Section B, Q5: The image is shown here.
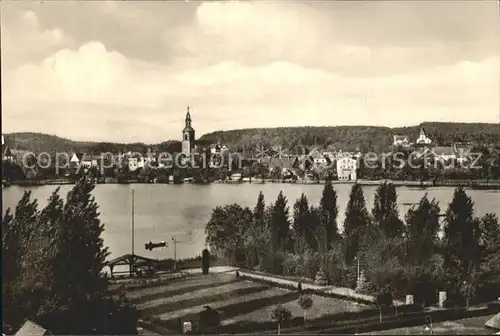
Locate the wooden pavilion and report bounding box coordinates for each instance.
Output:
[105,254,161,278]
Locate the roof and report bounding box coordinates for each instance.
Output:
[105,254,159,267]
[2,144,13,157]
[14,320,49,336]
[486,313,500,330]
[266,157,297,169]
[420,128,429,137]
[393,135,408,141]
[81,154,103,161]
[433,146,455,156]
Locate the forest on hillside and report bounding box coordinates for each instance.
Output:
[200,122,500,153]
[5,122,500,155]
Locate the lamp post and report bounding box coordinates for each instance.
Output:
[463,280,470,308]
[354,255,360,287]
[172,236,177,271]
[130,188,135,277]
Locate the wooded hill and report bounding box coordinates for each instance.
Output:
[199,122,500,153]
[4,122,500,154]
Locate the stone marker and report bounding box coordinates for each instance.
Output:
[439,291,447,308]
[406,294,414,305]
[183,321,192,334]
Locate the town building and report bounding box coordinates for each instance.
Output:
[393,135,410,147]
[432,146,457,163]
[309,148,330,167]
[416,128,432,145]
[2,134,14,162]
[336,157,357,181]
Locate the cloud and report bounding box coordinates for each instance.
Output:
[2,10,74,69]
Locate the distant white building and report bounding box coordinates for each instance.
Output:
[128,157,139,171]
[416,128,432,145]
[337,157,357,181]
[309,149,329,167]
[393,135,410,147]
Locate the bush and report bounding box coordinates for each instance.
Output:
[376,292,393,307]
[357,275,377,295]
[302,251,322,280]
[198,306,221,329]
[282,253,301,277]
[314,268,328,286]
[259,252,285,275]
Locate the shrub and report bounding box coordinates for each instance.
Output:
[198,306,221,330]
[302,251,322,279]
[357,273,377,295]
[376,292,394,307]
[282,253,301,277]
[315,268,328,286]
[259,252,285,275]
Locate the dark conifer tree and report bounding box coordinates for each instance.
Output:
[319,180,340,249]
[372,182,404,238]
[293,193,310,250]
[405,194,441,265]
[478,213,500,283]
[270,191,290,253]
[442,187,481,292]
[343,184,371,264]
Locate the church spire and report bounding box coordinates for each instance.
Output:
[185,106,191,126]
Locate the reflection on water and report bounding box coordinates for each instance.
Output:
[3,183,500,260]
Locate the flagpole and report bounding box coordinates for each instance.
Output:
[131,188,135,277]
[132,188,135,257]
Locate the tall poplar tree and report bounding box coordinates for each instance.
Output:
[478,213,500,284]
[293,193,316,251]
[319,180,340,250]
[270,191,290,253]
[343,184,371,264]
[442,187,481,291]
[405,195,441,265]
[2,191,40,332]
[372,182,404,238]
[53,177,110,306]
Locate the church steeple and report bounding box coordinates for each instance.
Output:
[185,106,192,127]
[182,105,195,156]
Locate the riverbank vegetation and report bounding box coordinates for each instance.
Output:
[205,181,500,307]
[2,177,138,334]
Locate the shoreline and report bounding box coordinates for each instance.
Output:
[4,178,500,189]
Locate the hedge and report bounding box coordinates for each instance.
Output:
[239,274,376,305]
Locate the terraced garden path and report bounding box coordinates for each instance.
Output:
[126,271,364,330]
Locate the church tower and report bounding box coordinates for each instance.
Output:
[182,106,196,156]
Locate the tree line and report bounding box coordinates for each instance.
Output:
[2,177,137,334]
[205,182,500,306]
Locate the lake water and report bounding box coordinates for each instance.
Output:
[3,184,500,261]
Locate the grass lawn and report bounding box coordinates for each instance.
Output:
[125,273,362,328]
[362,315,497,335]
[224,294,364,325]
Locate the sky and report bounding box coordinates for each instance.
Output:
[2,1,500,143]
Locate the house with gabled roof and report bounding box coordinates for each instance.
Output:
[393,135,410,147]
[2,134,14,161]
[432,146,457,163]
